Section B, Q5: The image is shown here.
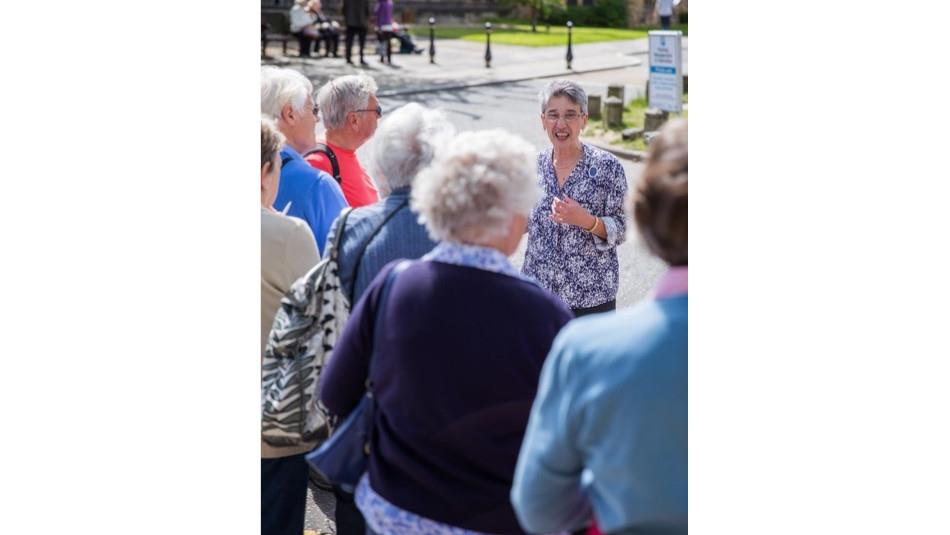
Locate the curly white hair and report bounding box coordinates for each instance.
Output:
[411,129,539,243]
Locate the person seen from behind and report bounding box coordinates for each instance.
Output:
[375,0,394,64]
[511,119,688,535]
[319,129,573,535]
[321,101,453,535]
[260,117,321,535]
[261,66,348,256]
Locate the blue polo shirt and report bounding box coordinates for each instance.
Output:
[274,145,348,256]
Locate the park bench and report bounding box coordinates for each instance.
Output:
[262,11,297,57]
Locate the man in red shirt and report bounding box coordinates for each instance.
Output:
[309,74,381,207]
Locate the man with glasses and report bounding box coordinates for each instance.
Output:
[261,66,348,257]
[308,74,382,210]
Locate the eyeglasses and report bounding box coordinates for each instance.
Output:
[352,105,383,118]
[544,111,585,124]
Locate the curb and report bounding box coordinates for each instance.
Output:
[585,139,647,162]
[376,59,643,97]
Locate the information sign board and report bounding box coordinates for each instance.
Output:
[648,30,684,113]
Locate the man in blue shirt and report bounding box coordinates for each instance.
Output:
[262,66,348,255]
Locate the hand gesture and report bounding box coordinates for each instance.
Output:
[549,196,592,228]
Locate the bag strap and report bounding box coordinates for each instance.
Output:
[366,260,412,390]
[302,143,342,185]
[347,198,410,304]
[326,207,354,262]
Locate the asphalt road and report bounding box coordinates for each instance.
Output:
[304,73,668,533]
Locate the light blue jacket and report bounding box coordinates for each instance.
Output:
[511,295,688,535]
[325,187,437,305]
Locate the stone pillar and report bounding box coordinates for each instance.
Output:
[607,84,625,104]
[644,108,669,132]
[604,96,624,128]
[588,94,602,120]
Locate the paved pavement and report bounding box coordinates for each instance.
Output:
[264,35,686,100]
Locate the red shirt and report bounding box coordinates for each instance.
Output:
[305,141,379,208]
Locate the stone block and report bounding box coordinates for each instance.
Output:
[644,108,669,133]
[587,94,602,120]
[622,127,644,141]
[604,96,624,128]
[607,84,625,103]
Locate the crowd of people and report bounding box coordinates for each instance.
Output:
[286,0,422,65]
[261,66,688,535]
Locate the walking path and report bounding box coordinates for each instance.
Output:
[263,36,686,97]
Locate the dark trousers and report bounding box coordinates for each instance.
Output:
[571,299,616,318]
[333,484,367,535]
[660,15,672,29]
[293,32,313,57]
[345,25,367,62]
[319,31,340,56]
[261,454,309,535]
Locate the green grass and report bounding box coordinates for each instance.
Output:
[588,94,687,151]
[413,24,662,47]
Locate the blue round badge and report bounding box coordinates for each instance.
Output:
[588,166,598,178]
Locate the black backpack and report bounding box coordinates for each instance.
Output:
[281,143,342,184]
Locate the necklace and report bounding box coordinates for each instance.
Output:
[553,148,581,170]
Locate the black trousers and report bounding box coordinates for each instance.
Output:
[332,484,366,535]
[571,299,616,318]
[293,32,313,57]
[318,31,340,56]
[261,454,308,535]
[345,25,367,62]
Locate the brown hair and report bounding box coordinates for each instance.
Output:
[632,119,687,266]
[261,116,285,171]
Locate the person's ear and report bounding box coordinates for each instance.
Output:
[261,161,272,189]
[281,103,295,123]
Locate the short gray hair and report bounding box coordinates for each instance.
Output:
[261,66,313,118]
[538,79,588,115]
[411,129,540,243]
[316,74,379,130]
[370,103,455,193]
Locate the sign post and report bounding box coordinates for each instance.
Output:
[648,30,683,113]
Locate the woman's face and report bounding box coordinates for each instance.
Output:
[541,95,588,149]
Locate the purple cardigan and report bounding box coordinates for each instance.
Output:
[375,0,393,27]
[320,260,572,533]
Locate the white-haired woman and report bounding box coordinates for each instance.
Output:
[320,102,453,535]
[319,130,572,535]
[523,79,628,317]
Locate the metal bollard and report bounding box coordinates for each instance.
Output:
[484,22,492,68]
[566,21,574,70]
[428,17,436,64]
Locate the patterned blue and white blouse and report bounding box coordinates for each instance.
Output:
[522,143,628,309]
[356,474,494,535]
